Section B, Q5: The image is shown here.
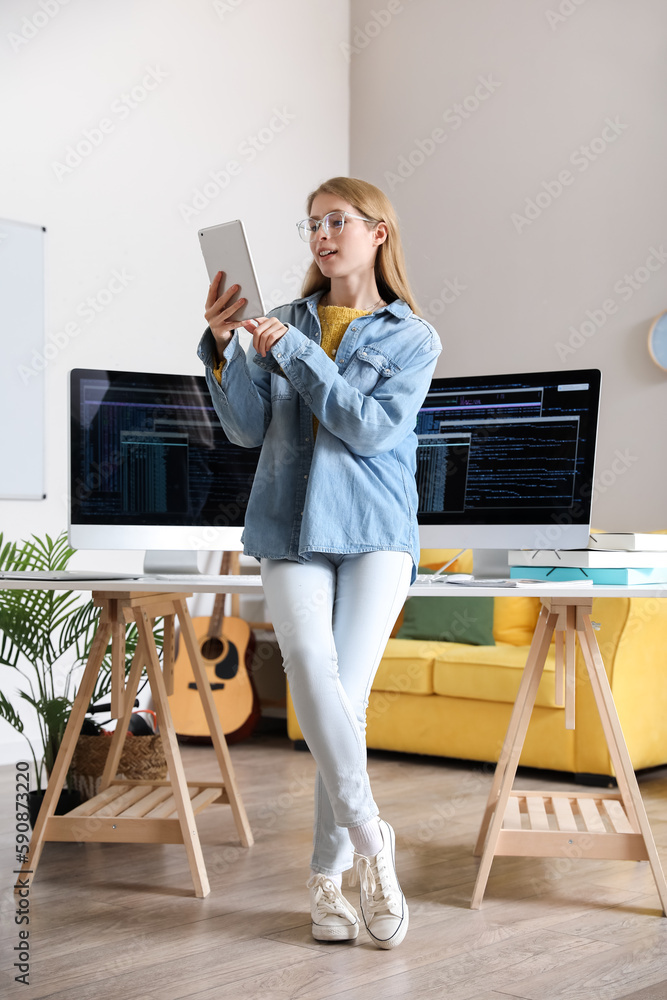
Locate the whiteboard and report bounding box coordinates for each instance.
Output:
[0,219,45,500]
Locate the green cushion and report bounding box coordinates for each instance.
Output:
[396,568,496,645]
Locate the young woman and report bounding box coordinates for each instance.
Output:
[198,177,441,949]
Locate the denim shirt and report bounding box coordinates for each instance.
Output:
[196,290,442,583]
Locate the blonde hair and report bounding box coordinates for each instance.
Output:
[300,176,420,315]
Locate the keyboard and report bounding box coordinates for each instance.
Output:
[0,570,141,581]
[415,573,458,583]
[415,573,520,587]
[148,573,262,585]
[414,574,593,588]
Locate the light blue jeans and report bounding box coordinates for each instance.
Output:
[260,550,413,875]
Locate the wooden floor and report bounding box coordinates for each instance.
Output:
[2,726,667,1000]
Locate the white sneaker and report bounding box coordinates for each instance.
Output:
[307,874,360,942]
[350,818,409,949]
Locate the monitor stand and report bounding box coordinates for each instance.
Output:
[143,550,202,575]
[471,548,512,581]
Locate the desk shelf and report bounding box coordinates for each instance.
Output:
[497,790,649,861]
[43,779,229,844]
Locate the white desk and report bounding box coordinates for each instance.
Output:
[2,573,666,599]
[6,575,666,911]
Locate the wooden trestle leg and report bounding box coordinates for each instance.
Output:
[471,597,667,914]
[15,591,253,898]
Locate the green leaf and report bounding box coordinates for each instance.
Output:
[20,692,72,778]
[0,588,56,665]
[0,530,165,789]
[59,601,101,662]
[0,690,24,733]
[0,536,18,570]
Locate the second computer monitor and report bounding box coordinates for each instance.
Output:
[69,368,262,572]
[416,368,601,560]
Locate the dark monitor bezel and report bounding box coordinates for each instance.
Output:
[69,366,261,532]
[416,367,602,533]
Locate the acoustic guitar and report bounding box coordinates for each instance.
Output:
[168,552,260,744]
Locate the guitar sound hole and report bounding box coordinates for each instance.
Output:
[215,645,239,680]
[201,637,224,660]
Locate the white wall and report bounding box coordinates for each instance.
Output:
[0,0,349,764]
[350,0,667,529]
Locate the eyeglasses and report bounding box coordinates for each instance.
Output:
[296,210,377,243]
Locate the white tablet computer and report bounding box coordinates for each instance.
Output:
[198,219,265,322]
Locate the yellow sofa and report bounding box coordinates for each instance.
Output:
[286,549,667,778]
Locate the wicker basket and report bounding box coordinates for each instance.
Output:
[70,732,168,801]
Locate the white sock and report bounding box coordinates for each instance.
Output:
[348,818,383,858]
[311,869,342,888]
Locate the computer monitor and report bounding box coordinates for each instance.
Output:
[416,368,601,577]
[69,368,262,573]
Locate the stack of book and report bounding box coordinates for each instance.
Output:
[508,533,667,585]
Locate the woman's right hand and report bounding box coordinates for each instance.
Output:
[204,271,248,363]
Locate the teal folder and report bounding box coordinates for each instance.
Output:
[509,565,667,585]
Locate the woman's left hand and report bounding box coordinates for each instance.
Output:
[242,316,288,357]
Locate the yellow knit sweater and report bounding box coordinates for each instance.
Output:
[213,303,371,438]
[312,303,371,436]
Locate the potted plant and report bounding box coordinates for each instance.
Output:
[0,531,163,823]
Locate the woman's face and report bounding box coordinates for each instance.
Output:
[308,193,386,282]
